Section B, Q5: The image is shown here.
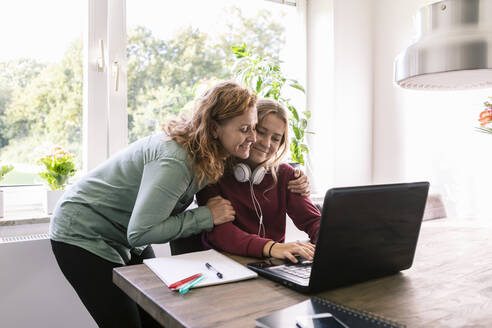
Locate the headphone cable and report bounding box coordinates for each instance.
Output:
[249,180,265,237]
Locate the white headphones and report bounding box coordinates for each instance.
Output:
[233,163,267,237]
[233,163,267,185]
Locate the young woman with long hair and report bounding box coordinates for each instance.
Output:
[197,99,320,263]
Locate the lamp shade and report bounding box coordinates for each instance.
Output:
[394,0,492,90]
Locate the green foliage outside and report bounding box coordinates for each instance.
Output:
[38,147,77,191]
[0,162,14,181]
[125,7,285,142]
[0,40,83,166]
[231,44,312,166]
[0,6,288,184]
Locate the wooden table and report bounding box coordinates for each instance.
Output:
[113,220,492,327]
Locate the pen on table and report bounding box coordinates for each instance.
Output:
[168,273,203,290]
[205,262,223,279]
[179,275,206,294]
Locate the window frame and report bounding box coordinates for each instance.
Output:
[85,0,127,172]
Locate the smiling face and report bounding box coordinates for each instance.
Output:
[215,105,258,159]
[246,113,286,168]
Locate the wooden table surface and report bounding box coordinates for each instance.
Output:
[113,220,492,328]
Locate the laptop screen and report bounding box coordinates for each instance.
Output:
[310,182,429,290]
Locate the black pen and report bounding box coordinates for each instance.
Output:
[205,262,223,279]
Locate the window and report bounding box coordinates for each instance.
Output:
[0,0,84,185]
[126,0,304,142]
[0,0,306,222]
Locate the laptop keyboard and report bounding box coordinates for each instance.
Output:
[270,264,312,279]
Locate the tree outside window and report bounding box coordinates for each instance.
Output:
[0,1,298,186]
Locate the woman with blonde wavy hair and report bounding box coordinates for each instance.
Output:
[49,81,258,328]
[197,98,321,263]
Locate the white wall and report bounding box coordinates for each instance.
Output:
[308,0,492,219]
[306,0,336,194]
[307,0,374,194]
[332,0,373,187]
[372,0,492,219]
[372,0,433,183]
[0,239,96,328]
[0,239,170,328]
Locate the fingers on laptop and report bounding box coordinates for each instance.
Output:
[274,241,315,263]
[296,242,315,260]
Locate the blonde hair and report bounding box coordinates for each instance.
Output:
[255,99,289,189]
[163,81,257,185]
[226,98,289,192]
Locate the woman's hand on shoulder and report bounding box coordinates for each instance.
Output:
[264,240,315,263]
[206,196,235,225]
[287,167,311,197]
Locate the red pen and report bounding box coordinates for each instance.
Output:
[168,273,203,290]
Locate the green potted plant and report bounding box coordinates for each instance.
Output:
[38,146,76,215]
[0,162,14,218]
[231,44,313,167]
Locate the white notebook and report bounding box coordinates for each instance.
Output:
[143,249,258,288]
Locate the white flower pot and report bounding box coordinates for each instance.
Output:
[44,189,65,215]
[0,190,4,218]
[288,162,303,170]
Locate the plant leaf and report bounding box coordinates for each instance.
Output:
[289,81,305,93]
[256,76,263,93]
[300,118,308,130]
[475,126,492,135]
[231,44,249,58]
[293,126,301,140]
[300,144,309,153]
[288,104,299,121]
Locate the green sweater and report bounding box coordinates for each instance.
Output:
[49,133,213,264]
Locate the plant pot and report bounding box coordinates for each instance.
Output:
[288,162,303,170]
[44,189,65,215]
[0,190,4,218]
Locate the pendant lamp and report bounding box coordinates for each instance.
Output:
[394,0,492,90]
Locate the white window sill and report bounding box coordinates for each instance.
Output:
[0,206,50,243]
[0,213,50,226]
[0,186,51,242]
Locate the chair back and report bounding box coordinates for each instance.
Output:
[169,233,204,255]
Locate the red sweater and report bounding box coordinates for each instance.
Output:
[196,163,321,258]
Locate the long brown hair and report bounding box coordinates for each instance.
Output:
[163,81,257,185]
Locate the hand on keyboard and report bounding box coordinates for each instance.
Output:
[266,241,316,263]
[293,254,313,265]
